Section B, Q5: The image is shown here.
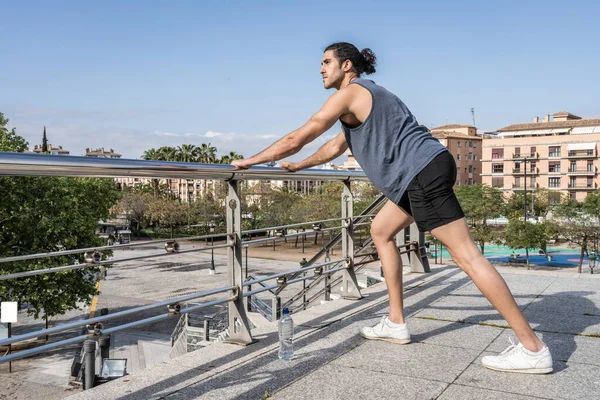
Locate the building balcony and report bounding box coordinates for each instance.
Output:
[512,168,539,175]
[511,152,539,160]
[512,183,539,190]
[547,170,562,175]
[567,167,597,176]
[568,150,596,159]
[568,183,598,190]
[548,153,562,159]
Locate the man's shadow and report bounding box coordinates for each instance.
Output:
[409,290,600,372]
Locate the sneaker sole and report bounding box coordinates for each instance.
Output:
[482,364,553,374]
[359,332,411,344]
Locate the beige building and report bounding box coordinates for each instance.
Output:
[85,147,122,158]
[431,124,482,186]
[481,111,600,201]
[28,144,70,155]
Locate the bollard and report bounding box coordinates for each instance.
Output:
[99,336,110,361]
[83,340,96,390]
[203,320,210,341]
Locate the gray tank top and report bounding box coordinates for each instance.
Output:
[341,78,448,204]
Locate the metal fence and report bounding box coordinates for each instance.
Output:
[0,152,428,376]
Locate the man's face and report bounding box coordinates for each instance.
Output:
[320,50,344,90]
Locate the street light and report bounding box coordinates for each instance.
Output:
[209,223,215,275]
[523,156,530,267]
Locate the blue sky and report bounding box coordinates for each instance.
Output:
[1,0,599,161]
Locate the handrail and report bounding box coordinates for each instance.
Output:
[0,152,368,181]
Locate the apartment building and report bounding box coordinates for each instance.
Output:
[85,147,122,158]
[28,144,70,155]
[431,124,483,186]
[481,111,600,201]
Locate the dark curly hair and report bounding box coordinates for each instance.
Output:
[325,42,377,76]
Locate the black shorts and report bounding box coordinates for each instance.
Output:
[397,151,465,232]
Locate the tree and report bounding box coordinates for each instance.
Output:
[177,144,198,163]
[219,151,244,164]
[455,184,505,254]
[147,198,190,238]
[505,219,550,269]
[117,191,152,239]
[552,199,598,273]
[198,143,217,163]
[0,112,28,152]
[42,126,49,153]
[1,115,121,327]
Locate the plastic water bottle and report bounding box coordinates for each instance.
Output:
[278,307,294,360]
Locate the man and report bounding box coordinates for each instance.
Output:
[232,42,553,374]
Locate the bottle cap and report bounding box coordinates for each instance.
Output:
[282,307,290,315]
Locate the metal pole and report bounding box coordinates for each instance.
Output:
[83,340,96,390]
[224,180,253,345]
[210,235,215,275]
[245,245,248,279]
[7,323,11,373]
[203,320,210,341]
[341,181,362,299]
[99,335,110,361]
[524,157,529,267]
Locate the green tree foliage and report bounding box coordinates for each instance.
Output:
[455,184,505,254]
[552,199,599,272]
[505,219,550,268]
[0,114,120,322]
[0,112,28,152]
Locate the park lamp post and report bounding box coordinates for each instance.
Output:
[523,156,530,267]
[209,222,216,274]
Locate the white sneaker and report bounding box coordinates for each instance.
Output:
[482,337,553,374]
[359,316,411,344]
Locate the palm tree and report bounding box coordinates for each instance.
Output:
[142,148,163,198]
[158,146,178,161]
[177,144,198,163]
[198,143,217,163]
[219,151,244,164]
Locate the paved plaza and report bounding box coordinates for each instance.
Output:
[65,264,600,400]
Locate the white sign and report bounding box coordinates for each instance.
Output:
[1,302,18,323]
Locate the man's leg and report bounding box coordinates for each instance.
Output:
[431,218,544,352]
[370,201,414,324]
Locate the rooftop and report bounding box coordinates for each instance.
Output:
[432,130,482,140]
[431,124,476,131]
[68,266,600,400]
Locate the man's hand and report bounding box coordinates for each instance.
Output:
[279,161,300,172]
[231,159,252,170]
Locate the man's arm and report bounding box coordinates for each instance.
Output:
[280,132,348,171]
[232,89,353,168]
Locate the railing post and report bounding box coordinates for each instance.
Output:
[271,296,281,322]
[203,319,210,341]
[341,181,362,299]
[324,250,331,301]
[408,223,430,273]
[83,340,96,390]
[224,180,254,345]
[99,335,110,361]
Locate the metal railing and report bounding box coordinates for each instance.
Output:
[0,152,428,375]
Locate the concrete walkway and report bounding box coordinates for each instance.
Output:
[67,265,600,400]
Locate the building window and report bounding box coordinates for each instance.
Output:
[514,147,521,157]
[514,162,521,172]
[474,155,477,160]
[492,148,504,159]
[588,161,594,172]
[570,177,577,187]
[530,162,536,172]
[469,165,473,173]
[469,141,473,148]
[457,154,461,160]
[549,162,561,173]
[549,177,561,188]
[588,177,594,187]
[468,152,473,160]
[492,177,504,187]
[530,146,536,157]
[473,142,477,149]
[515,177,521,187]
[457,167,460,175]
[457,141,461,147]
[492,163,504,173]
[549,146,561,157]
[570,162,577,172]
[570,192,577,200]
